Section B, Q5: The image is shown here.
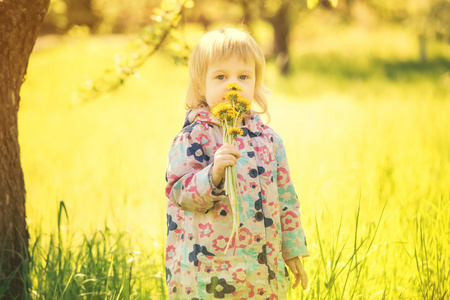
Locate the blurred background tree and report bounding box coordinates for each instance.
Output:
[366,0,450,62]
[41,0,161,34]
[39,0,450,68]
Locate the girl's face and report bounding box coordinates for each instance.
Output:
[203,55,256,109]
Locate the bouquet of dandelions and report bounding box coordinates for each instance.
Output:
[211,83,251,253]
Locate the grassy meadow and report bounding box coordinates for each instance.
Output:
[17,24,450,299]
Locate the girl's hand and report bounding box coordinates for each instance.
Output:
[285,257,308,290]
[211,143,242,187]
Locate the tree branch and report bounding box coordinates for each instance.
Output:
[74,0,191,104]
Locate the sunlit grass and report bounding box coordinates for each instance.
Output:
[18,25,450,299]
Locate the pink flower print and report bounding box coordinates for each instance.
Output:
[196,133,211,147]
[249,181,257,189]
[205,265,213,274]
[254,145,274,164]
[166,172,180,184]
[176,210,184,221]
[262,171,273,185]
[173,260,181,275]
[216,260,231,271]
[232,268,246,283]
[214,203,230,218]
[244,281,255,298]
[257,288,266,296]
[175,228,185,242]
[281,211,299,231]
[255,119,264,129]
[234,136,245,150]
[187,233,194,241]
[199,222,214,238]
[237,174,247,192]
[186,182,201,195]
[166,245,176,261]
[238,228,252,248]
[212,235,232,251]
[272,228,279,239]
[266,242,275,255]
[268,293,279,300]
[253,234,263,243]
[185,287,193,296]
[168,281,177,295]
[277,167,290,187]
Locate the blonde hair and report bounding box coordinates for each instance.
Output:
[185,28,270,118]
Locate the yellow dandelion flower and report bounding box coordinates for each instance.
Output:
[211,102,233,121]
[228,127,244,137]
[224,91,241,103]
[236,96,251,113]
[226,83,243,91]
[226,110,238,120]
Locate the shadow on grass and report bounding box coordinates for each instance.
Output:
[291,54,450,82]
[381,57,450,81]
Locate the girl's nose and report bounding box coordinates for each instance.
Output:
[225,79,236,88]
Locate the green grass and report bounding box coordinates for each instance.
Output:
[14,24,450,299]
[27,202,165,299]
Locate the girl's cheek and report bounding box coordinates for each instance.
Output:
[244,91,255,101]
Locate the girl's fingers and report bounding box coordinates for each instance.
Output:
[233,151,242,158]
[216,157,238,168]
[286,258,308,290]
[295,259,308,290]
[301,275,308,290]
[287,259,298,274]
[224,151,241,159]
[290,263,298,275]
[299,267,308,290]
[217,153,238,164]
[218,144,242,158]
[295,259,303,274]
[292,275,300,289]
[223,159,237,167]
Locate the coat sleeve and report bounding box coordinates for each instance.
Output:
[165,124,226,214]
[274,133,310,261]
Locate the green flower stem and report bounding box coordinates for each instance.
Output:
[223,122,241,254]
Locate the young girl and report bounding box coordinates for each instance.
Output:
[165,28,309,299]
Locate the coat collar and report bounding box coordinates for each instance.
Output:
[182,107,265,136]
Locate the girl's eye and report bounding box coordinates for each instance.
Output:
[239,75,248,80]
[217,75,225,80]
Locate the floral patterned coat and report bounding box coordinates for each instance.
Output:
[165,107,309,299]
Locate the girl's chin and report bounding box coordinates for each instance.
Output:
[209,99,226,106]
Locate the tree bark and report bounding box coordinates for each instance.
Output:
[269,1,291,75]
[0,0,49,298]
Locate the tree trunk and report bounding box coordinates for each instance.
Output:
[241,0,252,27]
[65,0,100,32]
[418,34,427,64]
[269,2,291,75]
[0,0,49,298]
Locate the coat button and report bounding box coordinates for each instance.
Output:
[255,212,264,221]
[257,253,267,264]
